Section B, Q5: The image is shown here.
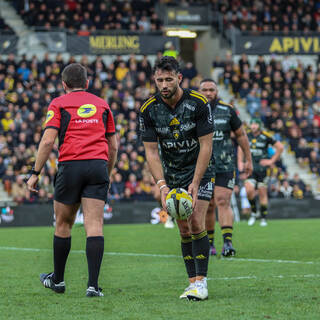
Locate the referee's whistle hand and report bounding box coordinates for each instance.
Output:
[26,175,39,193]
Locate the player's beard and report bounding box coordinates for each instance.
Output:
[160,83,178,99]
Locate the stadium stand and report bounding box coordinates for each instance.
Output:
[0,53,160,203]
[13,0,163,33]
[217,53,320,199]
[0,16,14,34]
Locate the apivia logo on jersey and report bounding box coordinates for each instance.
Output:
[161,138,198,152]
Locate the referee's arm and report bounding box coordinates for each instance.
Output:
[27,128,58,192]
[106,133,118,178]
[33,128,58,173]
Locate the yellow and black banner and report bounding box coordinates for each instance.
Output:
[235,35,320,55]
[67,34,179,55]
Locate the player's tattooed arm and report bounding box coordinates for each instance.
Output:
[234,126,252,178]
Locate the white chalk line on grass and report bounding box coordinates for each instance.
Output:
[0,246,319,265]
[207,274,320,281]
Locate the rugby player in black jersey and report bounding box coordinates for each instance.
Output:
[139,57,214,300]
[199,79,252,256]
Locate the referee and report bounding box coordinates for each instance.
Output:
[27,63,118,297]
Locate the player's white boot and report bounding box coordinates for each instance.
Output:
[179,282,195,299]
[186,278,208,301]
[248,213,257,226]
[260,218,268,227]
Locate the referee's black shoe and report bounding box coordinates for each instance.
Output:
[40,272,65,293]
[221,241,236,257]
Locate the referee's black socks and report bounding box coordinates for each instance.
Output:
[192,231,210,277]
[53,235,71,283]
[86,236,104,290]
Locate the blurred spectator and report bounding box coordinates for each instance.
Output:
[11,175,26,204]
[279,180,293,199]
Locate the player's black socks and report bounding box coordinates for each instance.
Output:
[192,231,210,277]
[249,198,257,214]
[86,236,104,290]
[181,236,196,278]
[207,229,215,247]
[53,235,71,283]
[260,204,268,218]
[221,226,233,243]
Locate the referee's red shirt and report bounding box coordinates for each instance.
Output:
[45,90,115,162]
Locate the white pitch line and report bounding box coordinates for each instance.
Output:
[0,246,319,265]
[208,274,320,281]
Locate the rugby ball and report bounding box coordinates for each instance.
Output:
[165,188,193,220]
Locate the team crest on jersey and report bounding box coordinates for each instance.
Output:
[169,117,180,126]
[45,110,54,124]
[169,117,180,139]
[77,104,97,118]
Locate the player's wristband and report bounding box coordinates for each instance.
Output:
[156,179,165,185]
[159,184,168,191]
[31,167,40,176]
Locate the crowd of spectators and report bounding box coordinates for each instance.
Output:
[216,53,320,198]
[0,52,170,204]
[218,0,320,34]
[13,0,163,33]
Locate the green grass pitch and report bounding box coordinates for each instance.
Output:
[0,219,319,319]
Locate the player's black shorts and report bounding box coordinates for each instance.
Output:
[215,171,235,190]
[54,159,109,204]
[170,176,215,202]
[246,170,268,188]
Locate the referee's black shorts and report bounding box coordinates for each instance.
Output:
[54,159,109,204]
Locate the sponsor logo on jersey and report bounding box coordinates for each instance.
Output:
[183,103,195,111]
[77,104,97,118]
[217,105,228,111]
[213,130,224,140]
[139,116,145,132]
[214,119,227,124]
[155,127,170,134]
[180,123,196,131]
[161,138,198,150]
[45,110,54,124]
[75,119,99,124]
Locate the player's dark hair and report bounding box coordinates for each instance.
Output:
[200,78,217,85]
[153,56,180,74]
[61,63,87,89]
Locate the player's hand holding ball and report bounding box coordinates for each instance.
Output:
[165,188,193,220]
